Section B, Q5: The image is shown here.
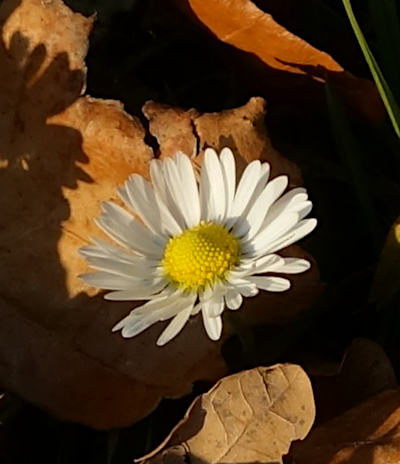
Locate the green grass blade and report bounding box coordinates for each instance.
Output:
[342,0,400,139]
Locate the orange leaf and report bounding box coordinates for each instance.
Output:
[185,0,342,75]
[175,0,384,122]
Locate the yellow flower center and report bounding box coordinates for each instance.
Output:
[162,222,240,290]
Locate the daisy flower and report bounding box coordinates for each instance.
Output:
[79,148,317,346]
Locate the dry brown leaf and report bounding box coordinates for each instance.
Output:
[140,364,315,464]
[310,338,398,423]
[174,0,383,121]
[0,0,320,428]
[290,388,400,464]
[0,0,226,428]
[143,97,302,185]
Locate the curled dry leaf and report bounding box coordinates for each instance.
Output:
[174,0,383,121]
[290,388,400,464]
[0,0,320,427]
[310,338,397,423]
[140,364,315,464]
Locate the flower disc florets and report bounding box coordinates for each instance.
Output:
[163,221,240,290]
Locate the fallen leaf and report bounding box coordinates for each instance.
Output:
[310,338,397,423]
[290,388,400,464]
[0,0,226,428]
[183,0,342,74]
[143,97,302,184]
[173,0,383,122]
[0,0,320,428]
[140,364,315,464]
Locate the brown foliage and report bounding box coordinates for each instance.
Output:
[291,388,400,464]
[0,0,320,428]
[174,0,384,122]
[311,338,398,424]
[141,364,315,464]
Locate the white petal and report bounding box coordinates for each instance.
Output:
[156,300,195,346]
[203,315,223,341]
[87,238,160,267]
[150,159,183,226]
[81,254,159,279]
[220,147,236,220]
[200,284,214,302]
[248,276,291,292]
[260,161,270,178]
[157,200,185,237]
[234,175,288,238]
[115,289,173,317]
[225,290,243,310]
[80,241,142,265]
[175,153,201,227]
[225,161,270,229]
[97,202,164,258]
[267,198,312,225]
[199,159,209,223]
[264,218,318,254]
[160,159,188,228]
[267,187,307,218]
[156,293,195,321]
[119,304,181,338]
[244,212,300,256]
[104,278,167,300]
[225,268,251,280]
[201,301,223,340]
[226,160,261,226]
[268,257,311,274]
[191,303,202,316]
[121,175,162,234]
[244,254,284,275]
[149,159,168,199]
[199,281,227,304]
[163,157,197,229]
[294,201,313,220]
[80,271,143,290]
[279,186,307,203]
[208,294,225,317]
[118,313,158,338]
[122,174,182,237]
[237,285,259,297]
[264,189,312,229]
[227,276,259,297]
[113,291,183,336]
[200,148,226,222]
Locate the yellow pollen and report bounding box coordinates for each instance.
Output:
[162,222,240,290]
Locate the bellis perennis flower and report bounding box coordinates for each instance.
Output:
[79,148,317,346]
